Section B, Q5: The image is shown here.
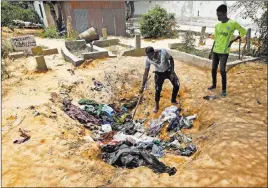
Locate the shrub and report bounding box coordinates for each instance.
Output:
[65,30,79,41]
[2,40,14,58]
[139,6,177,38]
[40,26,59,38]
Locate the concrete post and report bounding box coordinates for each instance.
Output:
[247,28,251,52]
[67,16,72,38]
[199,26,206,45]
[102,28,108,40]
[135,34,141,49]
[35,55,48,71]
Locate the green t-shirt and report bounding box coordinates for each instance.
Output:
[213,19,247,54]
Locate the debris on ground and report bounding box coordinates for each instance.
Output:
[62,96,198,175]
[13,128,31,144]
[92,80,105,91]
[203,95,217,100]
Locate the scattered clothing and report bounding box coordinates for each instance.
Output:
[102,105,114,117]
[151,144,165,158]
[122,97,139,109]
[203,95,217,100]
[101,142,177,176]
[160,106,180,122]
[149,119,164,136]
[62,98,198,174]
[78,99,99,106]
[168,114,197,132]
[63,98,100,125]
[176,144,197,157]
[102,124,112,133]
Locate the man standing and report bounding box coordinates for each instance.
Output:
[208,4,247,97]
[140,47,180,113]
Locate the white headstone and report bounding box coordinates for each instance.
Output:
[10,35,36,55]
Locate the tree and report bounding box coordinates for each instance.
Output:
[45,1,63,31]
[125,1,135,21]
[1,1,41,26]
[229,1,267,60]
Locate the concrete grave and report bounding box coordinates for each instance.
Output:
[10,35,36,55]
[167,49,260,71]
[61,39,109,67]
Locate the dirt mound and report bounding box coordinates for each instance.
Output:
[2,50,267,186]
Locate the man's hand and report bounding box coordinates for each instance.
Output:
[208,52,212,60]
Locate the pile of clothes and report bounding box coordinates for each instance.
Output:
[62,97,198,176]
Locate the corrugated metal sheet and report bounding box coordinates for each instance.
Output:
[70,1,124,9]
[73,9,89,33]
[88,9,102,35]
[67,1,126,36]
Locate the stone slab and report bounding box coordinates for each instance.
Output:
[120,48,146,57]
[92,39,120,47]
[10,35,36,55]
[8,52,25,59]
[43,48,59,55]
[65,40,86,50]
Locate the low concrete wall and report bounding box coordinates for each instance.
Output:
[61,45,84,67]
[82,45,109,60]
[120,47,146,57]
[167,49,260,71]
[118,42,134,49]
[167,49,212,69]
[65,40,86,50]
[92,39,120,47]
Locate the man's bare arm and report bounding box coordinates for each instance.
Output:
[140,68,150,92]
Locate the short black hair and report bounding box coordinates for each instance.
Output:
[217,4,227,13]
[145,46,154,54]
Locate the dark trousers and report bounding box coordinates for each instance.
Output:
[154,70,180,103]
[212,52,229,91]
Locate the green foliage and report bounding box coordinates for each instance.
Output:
[139,6,177,38]
[1,40,14,58]
[40,27,59,38]
[1,1,42,26]
[65,30,79,41]
[230,1,267,60]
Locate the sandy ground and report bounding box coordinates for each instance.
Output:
[1,37,267,187]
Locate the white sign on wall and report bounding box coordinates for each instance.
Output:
[10,35,36,55]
